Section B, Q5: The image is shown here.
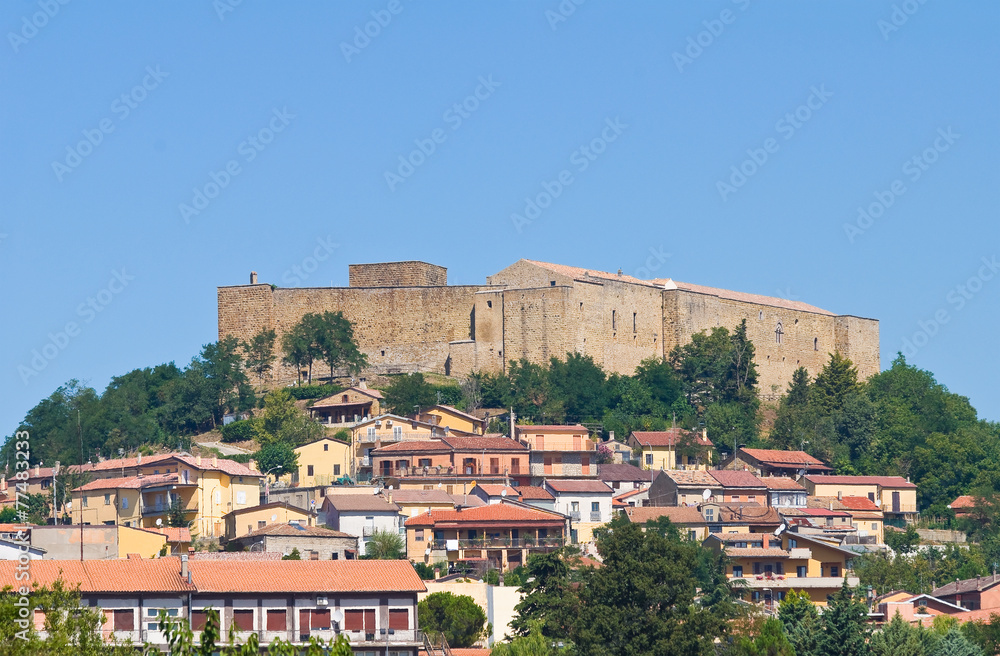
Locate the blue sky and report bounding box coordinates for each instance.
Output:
[2,1,998,437]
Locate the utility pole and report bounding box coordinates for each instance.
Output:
[78,410,84,561]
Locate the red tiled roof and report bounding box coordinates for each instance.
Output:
[474,485,520,498]
[663,470,719,487]
[838,496,881,511]
[371,440,451,454]
[243,523,354,539]
[725,547,790,558]
[516,486,554,501]
[932,574,1000,597]
[740,449,828,467]
[545,480,613,494]
[188,552,284,561]
[0,557,195,593]
[796,508,851,517]
[949,495,976,509]
[709,470,765,489]
[444,436,527,451]
[405,503,565,527]
[624,506,705,524]
[310,387,383,408]
[388,489,456,505]
[630,429,712,447]
[804,475,917,489]
[85,452,261,478]
[190,560,425,593]
[760,477,806,491]
[73,473,185,492]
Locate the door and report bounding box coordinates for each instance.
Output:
[892,491,900,513]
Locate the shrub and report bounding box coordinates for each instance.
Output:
[221,419,255,443]
[286,384,341,400]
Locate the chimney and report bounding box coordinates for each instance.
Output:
[837,491,842,500]
[196,455,202,467]
[137,453,142,466]
[212,457,218,469]
[608,431,615,442]
[34,464,40,476]
[434,567,441,580]
[250,271,258,285]
[358,378,367,389]
[181,554,189,580]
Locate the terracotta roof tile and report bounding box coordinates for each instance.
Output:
[837,496,881,511]
[630,429,713,447]
[371,440,451,454]
[725,547,790,558]
[663,470,719,487]
[0,557,194,593]
[741,449,828,467]
[405,503,565,527]
[515,424,588,433]
[515,486,554,501]
[804,475,917,489]
[444,436,527,451]
[932,574,1000,597]
[310,387,383,408]
[190,560,425,593]
[624,506,705,524]
[73,473,185,491]
[759,477,806,491]
[188,552,284,561]
[474,485,520,498]
[244,523,354,539]
[949,495,976,509]
[710,470,765,489]
[323,494,400,513]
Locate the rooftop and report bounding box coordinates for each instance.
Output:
[709,470,765,489]
[515,424,589,434]
[73,473,188,492]
[243,522,353,539]
[759,476,807,491]
[630,429,712,447]
[624,506,705,524]
[949,495,976,509]
[323,494,400,513]
[405,502,565,527]
[739,448,829,468]
[189,559,425,594]
[803,475,917,489]
[932,574,1000,597]
[662,470,719,487]
[515,486,555,501]
[597,463,653,483]
[0,557,195,593]
[545,480,614,494]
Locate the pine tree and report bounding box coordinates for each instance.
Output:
[931,628,983,656]
[870,611,925,656]
[816,581,871,656]
[778,589,821,656]
[812,352,861,414]
[787,367,811,406]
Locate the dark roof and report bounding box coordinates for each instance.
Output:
[243,523,354,539]
[630,429,712,447]
[323,494,400,513]
[597,463,652,483]
[932,574,1000,597]
[709,470,765,489]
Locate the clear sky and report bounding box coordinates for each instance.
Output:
[2,1,998,438]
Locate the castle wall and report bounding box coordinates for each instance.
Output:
[348,261,447,287]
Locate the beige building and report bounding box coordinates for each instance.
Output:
[71,453,262,539]
[218,259,879,398]
[418,405,486,435]
[348,414,463,482]
[286,436,351,487]
[308,384,382,427]
[801,475,917,523]
[627,429,713,471]
[222,501,315,542]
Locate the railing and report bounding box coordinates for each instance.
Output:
[362,526,376,537]
[361,456,371,467]
[431,537,564,550]
[570,511,581,521]
[589,511,602,522]
[882,503,918,513]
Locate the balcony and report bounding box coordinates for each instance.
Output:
[431,537,564,550]
[361,456,371,467]
[740,576,859,589]
[589,511,602,522]
[570,511,581,521]
[787,548,812,560]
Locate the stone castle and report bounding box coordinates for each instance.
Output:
[217,259,879,396]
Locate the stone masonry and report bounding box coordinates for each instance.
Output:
[218,259,879,395]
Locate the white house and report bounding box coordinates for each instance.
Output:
[319,494,402,553]
[543,479,614,544]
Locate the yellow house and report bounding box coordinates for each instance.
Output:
[350,414,458,482]
[387,489,461,519]
[418,405,486,436]
[284,436,352,487]
[704,531,860,606]
[71,454,261,540]
[627,429,713,471]
[116,525,168,558]
[222,501,314,541]
[801,475,918,522]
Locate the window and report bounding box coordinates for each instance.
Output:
[310,609,331,630]
[415,529,424,542]
[418,458,432,468]
[732,565,743,578]
[104,494,111,505]
[258,520,267,529]
[344,609,376,631]
[334,465,341,475]
[146,607,178,631]
[367,427,376,438]
[775,562,784,575]
[813,337,818,351]
[591,502,600,512]
[830,565,840,577]
[393,426,402,438]
[213,490,221,505]
[748,495,756,503]
[633,312,637,332]
[775,322,784,344]
[753,562,761,575]
[307,465,314,477]
[236,491,247,505]
[121,497,129,509]
[797,565,807,577]
[113,609,134,631]
[571,501,580,512]
[310,550,319,560]
[511,458,520,474]
[704,508,715,522]
[581,456,590,474]
[389,608,409,630]
[191,610,208,632]
[612,310,616,331]
[645,453,653,465]
[788,538,797,548]
[550,280,556,286]
[487,300,492,308]
[331,552,338,560]
[324,443,329,451]
[233,610,254,631]
[266,609,286,631]
[82,496,88,507]
[490,458,500,474]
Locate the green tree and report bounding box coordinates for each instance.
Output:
[886,524,921,554]
[573,515,735,656]
[282,547,302,560]
[253,441,298,478]
[960,613,1000,655]
[418,591,488,648]
[670,326,733,410]
[778,589,821,656]
[548,353,607,422]
[510,549,581,641]
[363,529,405,559]
[509,359,564,423]
[21,492,51,525]
[491,621,572,656]
[816,581,871,656]
[726,319,759,404]
[634,356,684,411]
[812,352,861,415]
[871,611,926,656]
[383,372,436,415]
[931,628,983,656]
[313,311,368,382]
[253,389,323,447]
[199,336,255,428]
[242,328,277,386]
[728,616,796,656]
[167,496,191,528]
[280,319,313,385]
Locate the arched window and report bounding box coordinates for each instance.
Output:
[775,322,784,344]
[813,337,818,351]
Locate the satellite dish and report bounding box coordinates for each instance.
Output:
[271,514,277,522]
[388,485,394,491]
[774,524,786,536]
[796,469,806,479]
[332,609,344,625]
[702,489,712,501]
[501,489,507,497]
[424,548,431,556]
[438,482,443,489]
[156,519,163,527]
